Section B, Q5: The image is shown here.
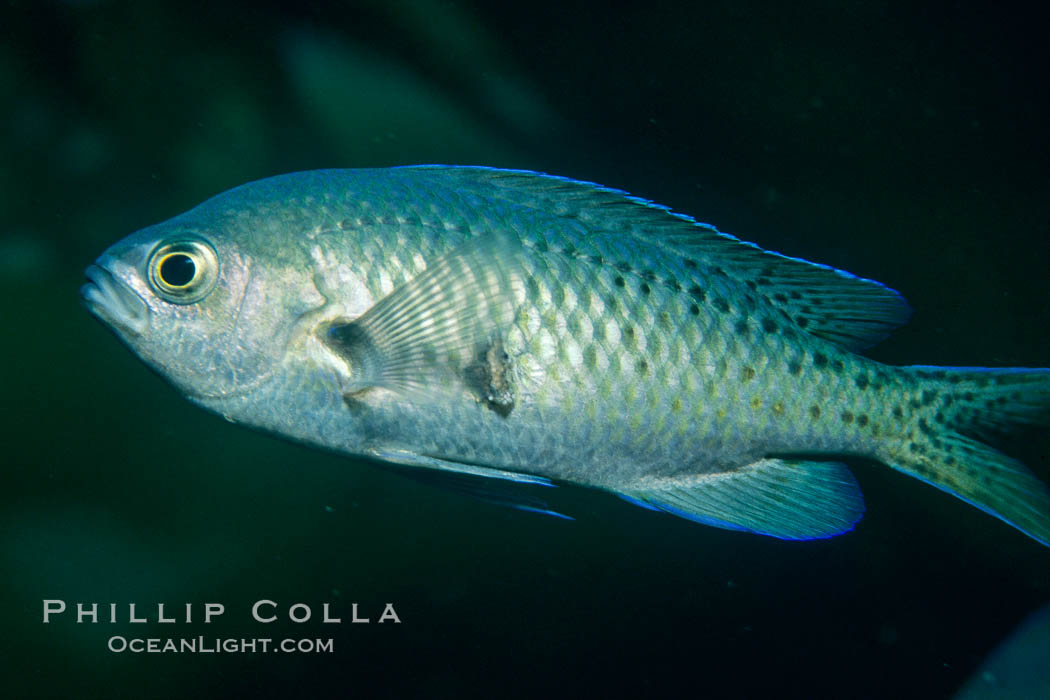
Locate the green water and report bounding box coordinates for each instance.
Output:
[2,2,1048,698]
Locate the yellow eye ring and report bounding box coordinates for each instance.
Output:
[146,239,219,304]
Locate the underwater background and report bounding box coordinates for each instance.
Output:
[2,1,1048,697]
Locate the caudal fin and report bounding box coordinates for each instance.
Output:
[885,367,1050,547]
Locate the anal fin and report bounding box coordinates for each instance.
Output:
[619,459,865,540]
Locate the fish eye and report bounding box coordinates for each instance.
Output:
[146,239,219,304]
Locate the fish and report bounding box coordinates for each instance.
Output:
[82,166,1050,545]
[954,602,1050,699]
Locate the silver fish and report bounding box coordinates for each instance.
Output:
[82,166,1050,544]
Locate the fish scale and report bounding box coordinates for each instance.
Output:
[82,166,1050,545]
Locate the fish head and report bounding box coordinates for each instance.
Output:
[82,212,311,404]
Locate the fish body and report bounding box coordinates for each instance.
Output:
[83,167,1050,544]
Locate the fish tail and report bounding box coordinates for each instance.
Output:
[881,366,1050,546]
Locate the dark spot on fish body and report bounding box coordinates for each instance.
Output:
[745,280,758,291]
[774,293,788,303]
[841,411,854,424]
[735,320,750,336]
[797,316,810,328]
[616,261,631,273]
[640,282,651,295]
[812,352,828,368]
[689,285,706,302]
[636,359,649,375]
[463,338,515,417]
[809,405,821,419]
[713,266,727,277]
[589,254,604,265]
[684,259,698,270]
[855,374,869,390]
[689,303,700,316]
[892,405,904,419]
[666,278,682,292]
[761,318,778,334]
[963,391,975,401]
[911,460,931,477]
[614,276,626,288]
[534,239,549,253]
[918,418,933,436]
[741,367,756,382]
[935,411,946,424]
[756,277,772,287]
[713,298,730,313]
[920,390,937,406]
[567,315,582,336]
[583,345,598,369]
[592,320,606,342]
[342,392,371,413]
[788,360,802,375]
[857,414,869,427]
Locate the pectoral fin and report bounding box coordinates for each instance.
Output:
[618,459,865,540]
[325,233,522,400]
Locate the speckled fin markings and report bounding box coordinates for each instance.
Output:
[368,448,572,520]
[886,367,1050,546]
[404,166,911,350]
[325,232,521,398]
[619,459,865,540]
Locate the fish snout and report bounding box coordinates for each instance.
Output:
[81,259,150,335]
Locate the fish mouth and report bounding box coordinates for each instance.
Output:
[81,259,149,335]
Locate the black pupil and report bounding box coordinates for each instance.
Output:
[160,254,196,287]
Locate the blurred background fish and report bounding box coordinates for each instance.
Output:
[955,603,1050,700]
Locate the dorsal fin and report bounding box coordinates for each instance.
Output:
[400,166,911,350]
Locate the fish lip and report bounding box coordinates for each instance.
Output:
[81,258,150,336]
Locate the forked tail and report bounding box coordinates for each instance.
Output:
[882,366,1050,546]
